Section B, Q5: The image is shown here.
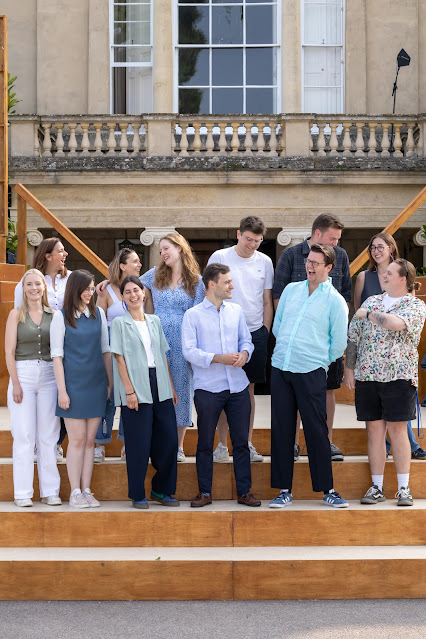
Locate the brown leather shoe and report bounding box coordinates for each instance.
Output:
[190,493,213,508]
[237,492,261,507]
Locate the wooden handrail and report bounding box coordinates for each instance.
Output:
[350,185,426,276]
[14,183,108,276]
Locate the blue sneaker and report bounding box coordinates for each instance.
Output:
[151,491,180,507]
[323,491,348,508]
[132,498,149,509]
[269,491,293,508]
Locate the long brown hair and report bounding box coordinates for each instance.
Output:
[16,269,50,324]
[108,248,138,287]
[33,238,68,278]
[367,233,399,271]
[62,270,97,328]
[154,233,200,298]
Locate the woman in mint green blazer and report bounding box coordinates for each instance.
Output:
[110,276,179,509]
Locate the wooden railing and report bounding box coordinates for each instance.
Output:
[349,186,426,276]
[13,183,108,276]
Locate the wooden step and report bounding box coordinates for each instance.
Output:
[1,426,423,458]
[0,500,425,548]
[0,546,424,600]
[0,457,425,501]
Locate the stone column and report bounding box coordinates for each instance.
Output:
[281,0,301,112]
[414,228,426,266]
[140,226,176,268]
[88,0,110,114]
[153,0,174,113]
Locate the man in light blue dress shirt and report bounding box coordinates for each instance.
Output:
[269,244,349,509]
[182,263,261,508]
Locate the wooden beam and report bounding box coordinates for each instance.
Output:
[16,194,27,266]
[0,16,8,262]
[13,183,108,276]
[350,186,426,276]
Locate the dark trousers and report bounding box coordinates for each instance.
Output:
[194,386,251,496]
[271,367,333,493]
[121,369,178,501]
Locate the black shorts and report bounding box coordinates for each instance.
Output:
[355,379,417,422]
[243,325,269,384]
[326,356,344,390]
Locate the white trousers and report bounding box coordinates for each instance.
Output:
[8,360,60,499]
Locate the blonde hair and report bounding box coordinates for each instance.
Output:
[154,233,201,297]
[16,269,50,323]
[108,248,138,287]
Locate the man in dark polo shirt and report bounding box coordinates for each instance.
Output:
[273,214,351,461]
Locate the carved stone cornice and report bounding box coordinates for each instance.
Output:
[277,227,310,247]
[140,227,176,246]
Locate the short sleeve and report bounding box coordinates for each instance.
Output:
[140,267,156,291]
[393,299,426,335]
[264,256,274,290]
[110,317,124,356]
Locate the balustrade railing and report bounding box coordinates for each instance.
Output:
[8,114,425,159]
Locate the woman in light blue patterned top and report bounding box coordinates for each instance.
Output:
[141,233,205,462]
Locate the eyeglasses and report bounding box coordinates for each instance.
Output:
[370,245,386,253]
[304,258,326,268]
[242,233,263,246]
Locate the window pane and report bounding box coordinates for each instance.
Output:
[246,1,273,3]
[246,48,276,85]
[246,88,274,114]
[304,87,341,113]
[212,49,243,86]
[113,66,153,114]
[212,6,243,45]
[179,88,210,114]
[113,46,152,63]
[304,47,341,87]
[179,1,208,4]
[246,5,275,45]
[114,5,150,22]
[179,48,209,86]
[304,1,342,45]
[179,7,209,45]
[212,88,243,113]
[212,0,241,4]
[114,21,150,45]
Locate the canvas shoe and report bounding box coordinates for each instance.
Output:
[323,491,348,508]
[83,489,100,508]
[360,485,386,504]
[14,498,33,507]
[269,491,293,508]
[412,447,426,459]
[395,486,413,506]
[249,442,263,463]
[330,442,344,462]
[213,443,230,463]
[94,445,105,463]
[69,489,89,509]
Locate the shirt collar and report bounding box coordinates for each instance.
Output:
[74,307,91,319]
[203,297,223,311]
[304,277,332,291]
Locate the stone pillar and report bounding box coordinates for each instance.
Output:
[88,0,110,114]
[346,0,367,113]
[140,227,176,268]
[26,229,44,267]
[153,0,174,113]
[414,228,426,266]
[281,0,301,112]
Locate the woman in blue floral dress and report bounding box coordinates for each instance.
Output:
[141,233,205,461]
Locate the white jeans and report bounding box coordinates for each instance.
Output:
[8,360,60,499]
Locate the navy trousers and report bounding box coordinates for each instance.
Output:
[194,386,252,496]
[121,369,178,501]
[271,366,333,493]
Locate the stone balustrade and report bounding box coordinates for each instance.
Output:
[8,114,425,159]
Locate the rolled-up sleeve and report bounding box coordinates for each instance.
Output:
[50,311,66,358]
[182,310,214,368]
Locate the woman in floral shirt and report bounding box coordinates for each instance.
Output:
[344,259,426,507]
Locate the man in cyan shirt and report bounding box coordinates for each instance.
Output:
[269,244,349,509]
[208,216,274,463]
[182,263,260,508]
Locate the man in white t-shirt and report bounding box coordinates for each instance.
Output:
[207,216,274,462]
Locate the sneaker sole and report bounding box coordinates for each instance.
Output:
[151,496,180,507]
[94,458,104,464]
[397,500,413,506]
[69,504,90,509]
[331,456,344,462]
[269,502,292,508]
[360,496,386,504]
[213,458,230,463]
[133,503,149,509]
[323,500,349,508]
[41,499,62,506]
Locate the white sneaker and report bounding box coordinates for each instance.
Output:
[83,489,100,508]
[248,442,264,463]
[41,495,62,506]
[69,489,89,509]
[56,445,64,463]
[94,445,105,463]
[14,498,33,507]
[121,445,126,462]
[213,443,230,463]
[177,447,186,462]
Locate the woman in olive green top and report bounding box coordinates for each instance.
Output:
[110,276,179,509]
[5,269,61,507]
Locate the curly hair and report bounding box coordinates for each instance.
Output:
[154,233,201,298]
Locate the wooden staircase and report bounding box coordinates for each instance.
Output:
[0,405,425,601]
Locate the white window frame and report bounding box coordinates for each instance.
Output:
[301,0,345,113]
[173,0,282,114]
[109,0,154,114]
